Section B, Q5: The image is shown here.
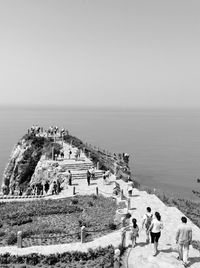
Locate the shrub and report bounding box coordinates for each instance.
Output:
[25,253,40,265]
[108,222,117,230]
[71,198,79,205]
[6,232,17,245]
[43,142,62,159]
[91,194,98,200]
[9,216,33,226]
[87,201,94,207]
[0,246,115,266]
[78,219,90,228]
[42,254,58,265]
[0,231,5,237]
[191,240,200,252]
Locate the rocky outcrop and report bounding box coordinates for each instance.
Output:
[1,134,50,194]
[1,130,131,195]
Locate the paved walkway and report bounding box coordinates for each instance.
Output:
[0,230,121,256]
[0,141,200,268]
[125,188,200,268]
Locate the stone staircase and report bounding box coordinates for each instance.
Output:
[67,170,104,180]
[59,161,94,171]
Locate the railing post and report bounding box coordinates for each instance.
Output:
[73,186,76,195]
[52,147,54,160]
[81,226,86,243]
[120,189,124,200]
[121,228,126,249]
[114,248,120,268]
[96,186,98,196]
[121,216,126,228]
[96,161,99,170]
[127,198,131,210]
[17,231,22,248]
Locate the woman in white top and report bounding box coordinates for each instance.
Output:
[148,211,163,256]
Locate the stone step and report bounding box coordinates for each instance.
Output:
[59,171,104,179]
[60,163,94,171]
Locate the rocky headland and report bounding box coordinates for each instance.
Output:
[1,126,130,197]
[0,126,200,268]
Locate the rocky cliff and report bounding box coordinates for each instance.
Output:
[1,133,55,194]
[1,130,131,195]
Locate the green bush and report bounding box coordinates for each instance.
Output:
[108,222,117,230]
[0,195,117,246]
[191,240,200,252]
[0,231,5,237]
[0,246,115,267]
[87,201,94,207]
[43,142,62,159]
[9,216,33,226]
[71,198,79,205]
[6,232,17,245]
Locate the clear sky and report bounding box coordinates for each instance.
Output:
[0,0,200,108]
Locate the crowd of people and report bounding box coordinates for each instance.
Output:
[28,125,69,138]
[125,206,192,267]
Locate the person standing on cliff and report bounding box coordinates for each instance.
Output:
[127,176,134,197]
[142,207,153,243]
[86,169,91,186]
[68,170,72,186]
[176,216,192,267]
[69,149,72,159]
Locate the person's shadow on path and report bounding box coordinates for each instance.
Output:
[136,242,147,247]
[158,247,176,254]
[187,257,200,267]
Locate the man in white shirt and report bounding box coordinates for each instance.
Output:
[176,217,192,267]
[142,207,153,243]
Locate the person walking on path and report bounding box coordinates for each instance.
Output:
[176,216,192,267]
[130,218,139,248]
[142,207,153,244]
[86,170,91,186]
[127,176,134,197]
[102,171,107,185]
[148,211,163,256]
[53,181,58,195]
[90,166,95,179]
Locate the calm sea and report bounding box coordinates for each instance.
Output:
[0,106,200,200]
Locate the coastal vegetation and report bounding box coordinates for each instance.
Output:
[0,195,118,247]
[0,245,114,267]
[135,183,200,229]
[133,182,200,252]
[2,130,130,195]
[63,133,130,176]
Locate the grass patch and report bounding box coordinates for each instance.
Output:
[0,195,118,246]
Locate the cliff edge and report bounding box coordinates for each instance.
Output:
[1,126,131,196]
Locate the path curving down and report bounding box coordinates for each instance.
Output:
[123,187,200,268]
[0,142,200,268]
